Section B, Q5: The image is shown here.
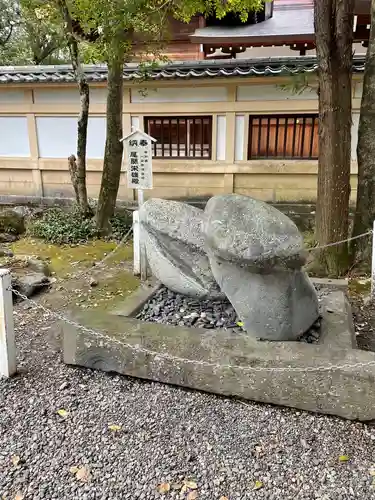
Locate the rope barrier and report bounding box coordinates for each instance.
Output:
[305,230,373,252]
[6,223,375,377]
[10,287,375,374]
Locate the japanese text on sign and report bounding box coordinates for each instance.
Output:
[126,133,153,190]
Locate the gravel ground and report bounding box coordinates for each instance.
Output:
[136,286,325,343]
[1,301,375,500]
[351,295,375,352]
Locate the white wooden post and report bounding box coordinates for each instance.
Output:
[372,220,375,301]
[138,189,148,281]
[133,210,140,276]
[0,269,16,377]
[121,128,155,282]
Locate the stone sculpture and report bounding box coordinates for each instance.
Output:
[140,194,319,341]
[204,194,319,341]
[139,198,224,299]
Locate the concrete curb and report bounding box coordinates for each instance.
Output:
[62,290,375,421]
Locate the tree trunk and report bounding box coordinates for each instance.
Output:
[314,0,354,277]
[75,74,91,216]
[58,0,91,217]
[350,0,375,264]
[95,48,125,234]
[68,154,79,203]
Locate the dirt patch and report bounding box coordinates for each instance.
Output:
[2,236,140,313]
[9,237,133,278]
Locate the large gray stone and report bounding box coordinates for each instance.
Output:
[204,194,319,340]
[139,198,223,299]
[12,272,50,298]
[209,255,319,341]
[204,194,306,270]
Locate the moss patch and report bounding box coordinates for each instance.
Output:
[303,231,316,249]
[0,210,25,234]
[70,270,140,312]
[10,238,133,278]
[348,278,371,297]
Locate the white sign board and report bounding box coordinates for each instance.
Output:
[121,130,156,190]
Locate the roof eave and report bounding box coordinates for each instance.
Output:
[190,33,314,45]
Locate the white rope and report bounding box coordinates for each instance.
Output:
[10,288,375,374]
[305,230,373,252]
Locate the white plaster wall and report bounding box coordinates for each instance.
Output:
[0,116,30,157]
[0,90,26,103]
[131,86,227,103]
[34,87,107,104]
[351,112,359,161]
[354,83,363,100]
[36,116,106,158]
[216,115,226,161]
[131,116,140,131]
[237,84,317,101]
[234,115,245,161]
[91,88,107,104]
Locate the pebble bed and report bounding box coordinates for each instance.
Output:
[136,286,324,344]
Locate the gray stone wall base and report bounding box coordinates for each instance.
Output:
[62,290,375,421]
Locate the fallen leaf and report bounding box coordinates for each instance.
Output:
[369,466,375,476]
[76,466,91,482]
[11,455,21,466]
[184,480,198,490]
[108,424,122,432]
[254,445,264,456]
[180,485,188,494]
[171,482,183,490]
[219,497,229,500]
[14,494,24,500]
[157,483,170,494]
[236,321,244,327]
[69,466,79,474]
[339,455,350,462]
[253,480,263,490]
[57,409,69,418]
[187,492,198,500]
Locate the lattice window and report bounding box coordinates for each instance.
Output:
[144,116,212,159]
[248,114,319,160]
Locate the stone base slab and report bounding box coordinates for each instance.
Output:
[62,290,375,421]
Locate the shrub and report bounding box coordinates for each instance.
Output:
[110,208,133,239]
[28,206,98,244]
[27,205,133,244]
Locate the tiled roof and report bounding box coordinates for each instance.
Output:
[274,0,314,10]
[0,56,366,84]
[190,6,314,44]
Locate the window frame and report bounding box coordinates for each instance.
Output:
[144,115,213,160]
[247,113,319,161]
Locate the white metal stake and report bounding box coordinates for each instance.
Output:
[138,189,148,281]
[0,269,16,377]
[372,220,375,301]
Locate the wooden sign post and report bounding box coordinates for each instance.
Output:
[121,129,156,281]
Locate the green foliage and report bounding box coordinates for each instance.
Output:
[28,206,99,244]
[2,0,266,65]
[0,0,18,47]
[110,209,133,239]
[70,0,265,64]
[278,74,318,96]
[27,205,132,244]
[0,0,69,65]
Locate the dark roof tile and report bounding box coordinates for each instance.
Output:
[0,56,366,84]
